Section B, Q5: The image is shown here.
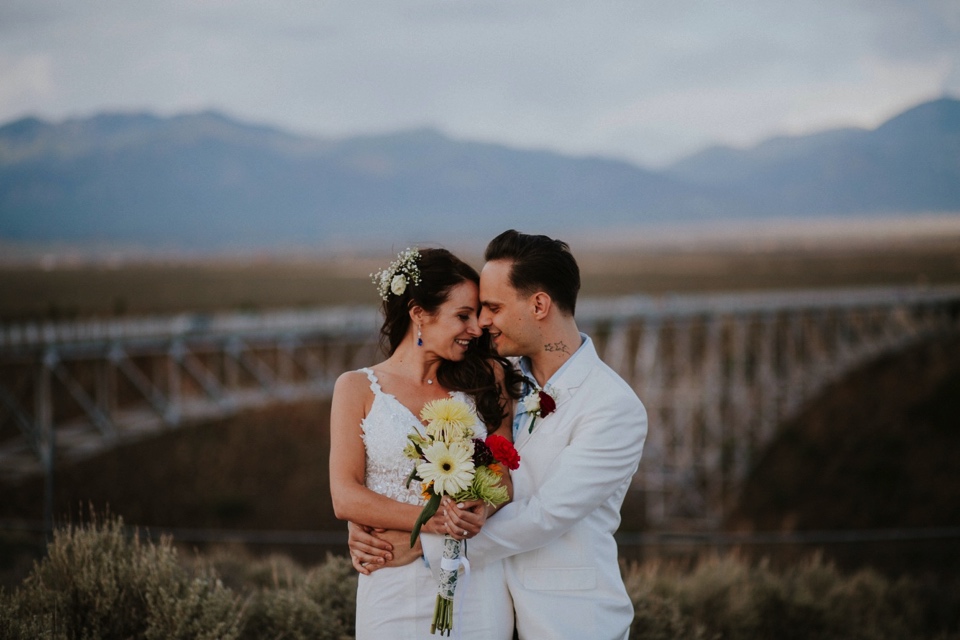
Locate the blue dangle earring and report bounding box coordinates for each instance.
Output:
[417,325,423,347]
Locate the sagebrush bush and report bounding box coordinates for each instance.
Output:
[195,544,309,591]
[625,560,702,639]
[3,519,958,640]
[200,547,357,640]
[0,515,242,640]
[624,552,960,640]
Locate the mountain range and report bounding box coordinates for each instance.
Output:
[1,97,958,250]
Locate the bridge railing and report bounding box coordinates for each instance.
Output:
[2,285,959,530]
[0,305,381,353]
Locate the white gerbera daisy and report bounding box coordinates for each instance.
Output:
[417,440,475,496]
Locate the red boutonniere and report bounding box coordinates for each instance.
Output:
[520,385,558,433]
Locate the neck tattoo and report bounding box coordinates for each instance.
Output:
[544,341,570,354]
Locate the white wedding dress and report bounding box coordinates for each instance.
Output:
[354,368,514,640]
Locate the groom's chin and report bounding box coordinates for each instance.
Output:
[492,343,517,358]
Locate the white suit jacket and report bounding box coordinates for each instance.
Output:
[427,335,647,639]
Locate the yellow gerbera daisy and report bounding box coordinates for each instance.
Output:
[420,398,476,443]
[417,440,475,496]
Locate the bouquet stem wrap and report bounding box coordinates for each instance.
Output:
[432,535,469,636]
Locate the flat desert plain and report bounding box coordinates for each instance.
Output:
[2,215,959,322]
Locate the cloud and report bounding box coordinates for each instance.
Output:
[855,0,959,58]
[0,0,956,165]
[0,54,56,115]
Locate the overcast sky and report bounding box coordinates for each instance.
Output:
[1,0,957,167]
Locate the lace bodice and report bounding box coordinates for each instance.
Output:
[359,368,472,506]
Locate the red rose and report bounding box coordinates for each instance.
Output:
[538,390,556,417]
[485,434,520,470]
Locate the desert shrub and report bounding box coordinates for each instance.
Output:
[625,560,702,639]
[241,587,335,640]
[237,554,356,640]
[0,515,242,640]
[193,544,356,639]
[300,555,357,636]
[625,552,960,640]
[5,519,958,640]
[196,544,309,591]
[0,522,357,640]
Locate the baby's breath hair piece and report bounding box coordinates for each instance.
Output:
[371,248,421,300]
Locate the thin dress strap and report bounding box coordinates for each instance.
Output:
[359,367,382,395]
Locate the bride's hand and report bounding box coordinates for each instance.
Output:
[440,497,488,541]
[419,512,448,536]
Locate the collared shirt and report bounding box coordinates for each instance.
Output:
[512,332,590,438]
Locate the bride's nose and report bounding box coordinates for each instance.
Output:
[466,317,481,337]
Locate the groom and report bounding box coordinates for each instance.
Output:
[352,230,647,639]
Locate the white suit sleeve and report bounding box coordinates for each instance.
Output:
[466,386,647,566]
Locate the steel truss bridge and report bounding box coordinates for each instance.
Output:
[2,285,959,530]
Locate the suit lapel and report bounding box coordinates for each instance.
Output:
[513,337,600,453]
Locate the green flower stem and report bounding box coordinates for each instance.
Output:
[410,492,441,548]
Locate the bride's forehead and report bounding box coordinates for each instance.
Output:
[443,280,479,302]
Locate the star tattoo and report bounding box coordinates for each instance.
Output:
[544,341,569,354]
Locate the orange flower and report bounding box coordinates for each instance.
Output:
[421,481,434,502]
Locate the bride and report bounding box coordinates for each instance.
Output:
[329,247,522,639]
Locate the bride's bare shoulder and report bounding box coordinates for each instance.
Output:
[334,368,375,399]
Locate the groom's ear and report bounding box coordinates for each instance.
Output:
[530,292,552,320]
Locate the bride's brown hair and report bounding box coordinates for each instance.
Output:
[378,248,522,430]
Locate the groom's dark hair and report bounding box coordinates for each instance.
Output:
[485,229,580,315]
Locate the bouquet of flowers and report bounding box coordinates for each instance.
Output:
[404,397,520,636]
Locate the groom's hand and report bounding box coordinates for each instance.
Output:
[348,521,393,575]
[380,529,423,568]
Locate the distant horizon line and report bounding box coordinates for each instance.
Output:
[4,93,957,171]
[2,212,958,270]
